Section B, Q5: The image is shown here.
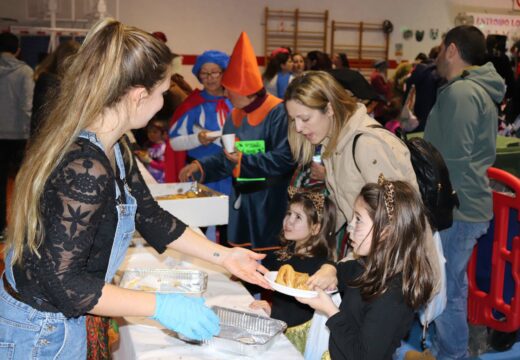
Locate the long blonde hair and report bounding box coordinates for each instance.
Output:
[284,71,357,164]
[7,18,173,263]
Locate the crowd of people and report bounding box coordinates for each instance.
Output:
[0,17,514,360]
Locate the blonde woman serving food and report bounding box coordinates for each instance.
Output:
[0,19,269,359]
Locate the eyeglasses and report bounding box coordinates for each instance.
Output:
[199,71,222,80]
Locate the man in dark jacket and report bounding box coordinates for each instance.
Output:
[404,60,442,131]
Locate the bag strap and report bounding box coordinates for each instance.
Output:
[352,124,385,173]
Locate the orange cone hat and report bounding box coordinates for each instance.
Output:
[222,32,263,96]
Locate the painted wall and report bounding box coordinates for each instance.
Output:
[0,0,517,85]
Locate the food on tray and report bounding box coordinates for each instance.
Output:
[138,285,156,291]
[154,189,214,200]
[123,275,181,292]
[155,191,197,200]
[275,264,310,290]
[119,269,208,294]
[134,149,147,157]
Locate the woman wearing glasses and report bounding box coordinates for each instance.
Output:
[168,50,232,195]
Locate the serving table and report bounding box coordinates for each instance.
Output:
[112,245,303,360]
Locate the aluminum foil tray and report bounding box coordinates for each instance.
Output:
[208,306,287,356]
[154,182,224,200]
[119,268,207,294]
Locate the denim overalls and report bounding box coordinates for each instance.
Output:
[0,131,137,359]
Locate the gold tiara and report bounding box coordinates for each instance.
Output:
[288,186,325,218]
[378,173,395,220]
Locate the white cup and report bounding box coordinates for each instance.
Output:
[221,134,236,153]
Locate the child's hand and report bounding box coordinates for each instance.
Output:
[296,288,339,317]
[310,162,326,181]
[179,163,200,182]
[307,264,338,291]
[135,150,151,164]
[249,300,272,316]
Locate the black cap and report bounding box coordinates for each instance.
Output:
[373,59,388,68]
[328,68,384,101]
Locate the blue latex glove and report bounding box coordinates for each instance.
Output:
[151,293,220,340]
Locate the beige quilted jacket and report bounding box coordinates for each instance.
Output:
[322,104,441,293]
[322,103,418,229]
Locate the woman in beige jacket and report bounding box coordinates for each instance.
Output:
[284,71,440,292]
[285,71,417,231]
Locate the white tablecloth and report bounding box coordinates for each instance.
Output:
[112,246,303,360]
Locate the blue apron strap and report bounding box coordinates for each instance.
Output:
[77,130,104,151]
[113,142,127,182]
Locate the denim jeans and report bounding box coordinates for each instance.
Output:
[0,282,87,360]
[431,220,489,360]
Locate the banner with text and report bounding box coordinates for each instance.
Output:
[468,12,520,40]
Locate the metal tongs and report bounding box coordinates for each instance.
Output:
[189,181,200,195]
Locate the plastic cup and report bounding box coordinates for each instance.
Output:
[221,134,236,153]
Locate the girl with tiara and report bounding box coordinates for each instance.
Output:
[298,175,435,360]
[251,187,336,353]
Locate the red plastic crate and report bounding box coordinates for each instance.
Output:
[467,167,520,332]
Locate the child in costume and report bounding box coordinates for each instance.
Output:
[135,119,167,183]
[292,53,306,77]
[168,50,232,194]
[263,47,294,98]
[298,175,435,360]
[179,32,295,252]
[250,187,336,352]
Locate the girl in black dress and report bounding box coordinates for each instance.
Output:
[298,176,435,360]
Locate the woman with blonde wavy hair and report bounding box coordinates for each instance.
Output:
[284,71,435,290]
[285,71,418,232]
[0,18,269,359]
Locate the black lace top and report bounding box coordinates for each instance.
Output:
[12,137,187,318]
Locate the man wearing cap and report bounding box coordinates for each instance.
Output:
[180,32,295,252]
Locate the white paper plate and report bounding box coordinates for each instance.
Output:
[265,271,336,299]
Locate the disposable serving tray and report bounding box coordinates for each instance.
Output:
[148,182,229,227]
[119,268,208,295]
[207,306,287,356]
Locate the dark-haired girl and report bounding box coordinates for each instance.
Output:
[251,187,336,352]
[298,177,435,360]
[263,49,294,98]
